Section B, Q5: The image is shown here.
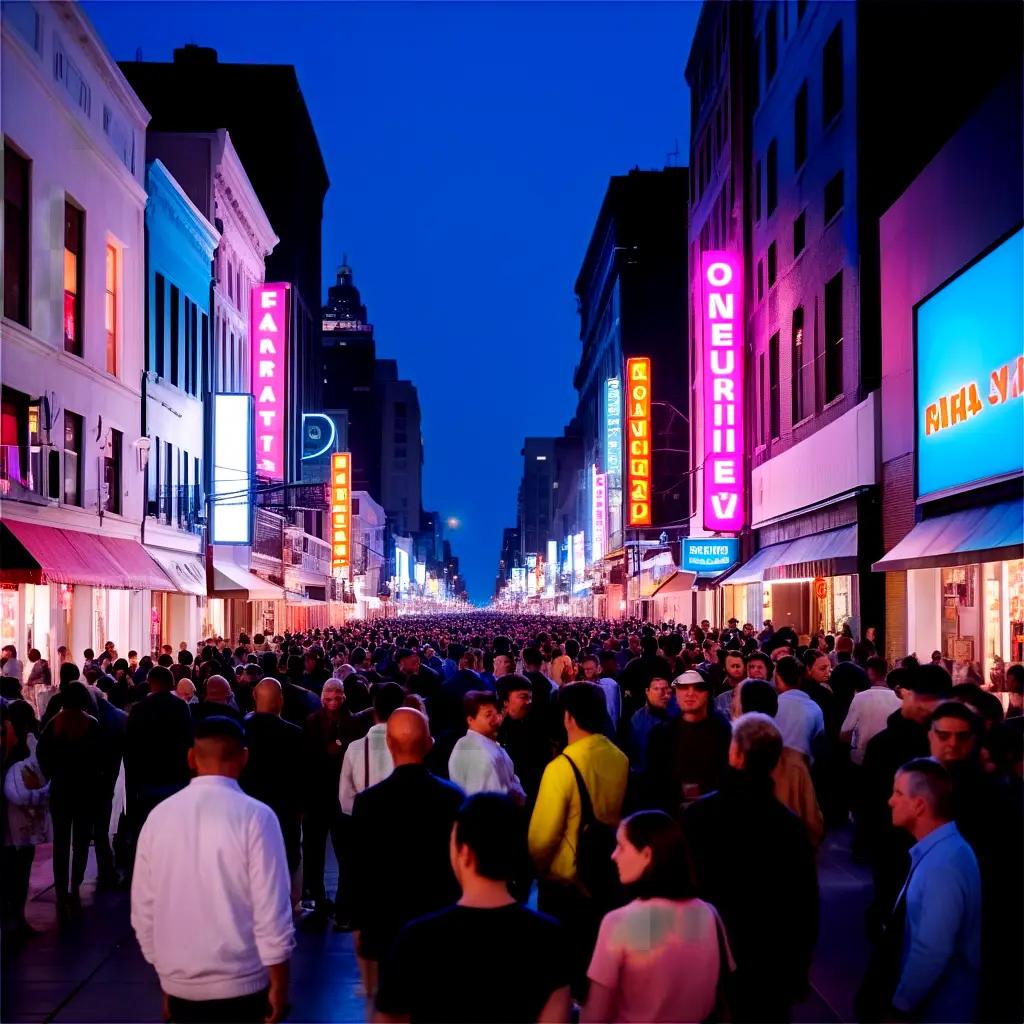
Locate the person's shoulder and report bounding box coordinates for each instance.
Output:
[428,772,465,804]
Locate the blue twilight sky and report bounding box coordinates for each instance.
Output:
[84,0,699,603]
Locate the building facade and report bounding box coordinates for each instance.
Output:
[873,73,1023,670]
[1,1,167,661]
[142,158,219,650]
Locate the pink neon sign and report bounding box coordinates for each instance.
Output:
[702,252,744,533]
[251,282,289,479]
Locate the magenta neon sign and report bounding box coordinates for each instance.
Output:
[702,252,744,533]
[251,282,289,479]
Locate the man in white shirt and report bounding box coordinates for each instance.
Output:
[130,716,294,1023]
[449,691,526,803]
[840,656,901,765]
[339,682,405,814]
[580,653,622,731]
[773,655,825,763]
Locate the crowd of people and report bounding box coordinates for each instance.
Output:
[1,614,1022,1023]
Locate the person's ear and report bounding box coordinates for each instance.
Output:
[187,747,197,774]
[239,747,249,770]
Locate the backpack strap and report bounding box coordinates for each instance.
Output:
[561,753,597,828]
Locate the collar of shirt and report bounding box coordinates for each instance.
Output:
[463,729,499,752]
[188,775,242,792]
[909,820,959,867]
[780,688,813,704]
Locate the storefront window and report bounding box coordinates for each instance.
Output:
[942,566,977,661]
[1008,559,1023,665]
[1,587,18,650]
[93,588,107,652]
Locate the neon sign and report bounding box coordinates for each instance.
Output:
[604,377,622,482]
[626,357,652,526]
[251,282,289,479]
[331,451,351,571]
[702,252,744,533]
[211,394,252,545]
[592,467,607,562]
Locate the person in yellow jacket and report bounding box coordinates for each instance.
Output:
[528,682,628,998]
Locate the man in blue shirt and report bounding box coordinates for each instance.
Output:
[773,655,825,763]
[887,757,981,1023]
[625,674,678,770]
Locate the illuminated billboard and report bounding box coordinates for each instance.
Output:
[701,252,744,533]
[211,394,252,545]
[546,539,557,597]
[592,467,607,562]
[330,452,351,571]
[301,413,338,462]
[626,357,652,526]
[604,377,622,482]
[251,282,289,479]
[916,228,1023,499]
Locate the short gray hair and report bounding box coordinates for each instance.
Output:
[731,712,783,775]
[322,679,343,694]
[897,757,954,819]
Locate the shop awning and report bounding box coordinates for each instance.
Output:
[722,525,859,585]
[211,560,284,601]
[1,519,173,590]
[146,548,208,597]
[650,570,698,597]
[872,501,1023,573]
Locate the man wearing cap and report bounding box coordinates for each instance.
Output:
[721,617,742,646]
[131,716,294,1023]
[645,670,731,815]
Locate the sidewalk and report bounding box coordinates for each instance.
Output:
[3,828,872,1023]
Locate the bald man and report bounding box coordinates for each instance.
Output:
[174,678,198,704]
[240,678,305,876]
[350,708,464,1003]
[191,675,243,725]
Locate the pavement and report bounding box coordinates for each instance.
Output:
[2,828,872,1023]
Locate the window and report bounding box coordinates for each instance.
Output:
[823,23,843,124]
[6,1,40,51]
[105,244,118,375]
[824,271,843,401]
[147,434,159,517]
[170,284,179,387]
[227,261,233,301]
[3,145,30,326]
[792,306,814,422]
[183,297,192,396]
[793,210,806,257]
[794,82,808,169]
[754,160,762,221]
[757,258,765,302]
[63,410,82,506]
[766,140,777,216]
[758,353,767,445]
[191,303,199,395]
[164,440,173,524]
[765,7,777,84]
[824,170,844,222]
[103,428,122,515]
[63,200,83,356]
[767,242,778,288]
[102,105,136,175]
[200,313,209,397]
[236,269,241,308]
[153,273,165,376]
[769,333,781,440]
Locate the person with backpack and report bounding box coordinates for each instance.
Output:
[528,682,628,999]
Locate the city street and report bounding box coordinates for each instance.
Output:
[3,831,871,1024]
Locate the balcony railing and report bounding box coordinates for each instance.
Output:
[147,484,205,535]
[0,444,59,505]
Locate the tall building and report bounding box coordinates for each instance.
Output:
[375,360,423,537]
[1,1,165,659]
[574,168,689,616]
[518,437,558,561]
[120,46,330,486]
[686,0,1023,638]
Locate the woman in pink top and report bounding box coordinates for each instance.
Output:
[583,811,734,1024]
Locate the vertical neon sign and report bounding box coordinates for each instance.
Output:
[331,451,351,571]
[604,377,622,482]
[626,357,652,526]
[251,282,289,479]
[702,252,744,532]
[592,466,607,562]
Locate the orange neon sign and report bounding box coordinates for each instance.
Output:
[626,357,652,526]
[331,452,351,571]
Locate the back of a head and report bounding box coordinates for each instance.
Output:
[739,679,778,717]
[909,663,953,699]
[373,680,406,722]
[258,651,279,677]
[178,650,193,666]
[454,793,529,882]
[157,653,174,668]
[192,715,247,775]
[59,662,81,688]
[206,675,232,702]
[254,677,284,714]
[558,682,607,735]
[640,635,658,657]
[732,712,783,776]
[774,655,803,690]
[385,706,432,764]
[898,756,954,820]
[148,665,174,692]
[622,810,697,901]
[522,646,542,670]
[61,680,94,713]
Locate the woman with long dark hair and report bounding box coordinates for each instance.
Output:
[582,810,733,1023]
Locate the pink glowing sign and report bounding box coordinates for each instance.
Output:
[251,282,290,479]
[702,252,744,533]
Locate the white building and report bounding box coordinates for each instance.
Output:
[1,1,164,663]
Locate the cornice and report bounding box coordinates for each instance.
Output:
[147,160,220,260]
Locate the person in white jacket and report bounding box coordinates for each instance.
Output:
[339,682,405,815]
[448,690,526,803]
[130,716,294,1023]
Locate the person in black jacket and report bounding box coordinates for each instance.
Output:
[124,665,193,851]
[241,678,305,875]
[860,664,951,933]
[351,707,463,1005]
[683,712,819,1023]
